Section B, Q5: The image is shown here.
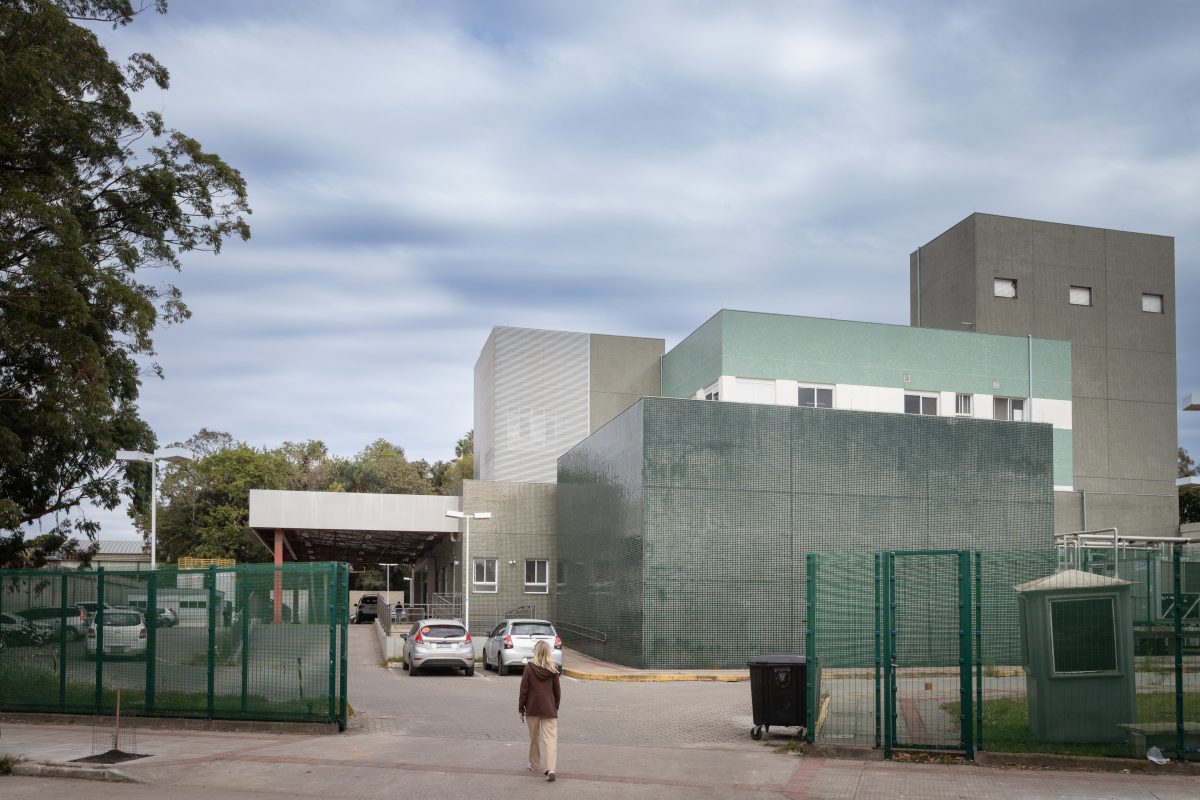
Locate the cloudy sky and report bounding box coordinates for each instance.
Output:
[84,1,1199,536]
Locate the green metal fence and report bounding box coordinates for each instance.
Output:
[807,546,1200,760]
[0,562,350,728]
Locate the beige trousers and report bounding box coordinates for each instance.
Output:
[526,715,558,773]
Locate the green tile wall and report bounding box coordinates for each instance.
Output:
[558,396,1054,669]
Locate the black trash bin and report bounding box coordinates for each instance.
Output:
[747,654,810,740]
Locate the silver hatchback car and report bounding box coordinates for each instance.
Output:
[482,618,562,675]
[401,618,474,676]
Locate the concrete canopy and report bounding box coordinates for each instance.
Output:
[249,490,462,564]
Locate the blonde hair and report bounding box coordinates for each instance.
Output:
[532,639,559,673]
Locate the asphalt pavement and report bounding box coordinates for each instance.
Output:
[1,625,1198,799]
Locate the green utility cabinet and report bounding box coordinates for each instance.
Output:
[1015,570,1136,743]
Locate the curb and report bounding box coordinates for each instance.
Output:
[562,668,748,683]
[0,712,339,735]
[12,761,146,783]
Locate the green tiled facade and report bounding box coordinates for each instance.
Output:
[558,396,1054,669]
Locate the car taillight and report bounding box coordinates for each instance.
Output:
[414,631,424,643]
[139,627,147,639]
[503,635,514,650]
[553,635,562,650]
[79,608,85,621]
[464,633,471,643]
[87,628,95,638]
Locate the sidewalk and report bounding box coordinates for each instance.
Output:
[561,647,749,682]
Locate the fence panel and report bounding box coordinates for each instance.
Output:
[0,562,349,728]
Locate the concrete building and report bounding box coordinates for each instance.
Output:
[474,326,664,483]
[910,213,1177,537]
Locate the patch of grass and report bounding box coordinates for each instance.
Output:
[0,754,19,775]
[945,693,1200,758]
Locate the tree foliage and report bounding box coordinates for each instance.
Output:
[148,431,474,563]
[0,0,250,567]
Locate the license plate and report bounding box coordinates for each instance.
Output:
[436,643,452,648]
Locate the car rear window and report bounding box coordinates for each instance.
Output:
[423,625,466,638]
[103,613,141,626]
[511,623,554,636]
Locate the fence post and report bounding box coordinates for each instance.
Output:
[240,571,249,713]
[146,571,157,713]
[958,550,974,760]
[874,553,882,750]
[59,572,68,709]
[338,562,349,729]
[207,565,217,719]
[95,567,105,713]
[328,562,337,724]
[1173,543,1184,758]
[974,551,983,753]
[805,553,816,744]
[884,553,895,760]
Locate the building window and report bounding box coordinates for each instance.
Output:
[993,278,1017,299]
[524,559,549,594]
[703,381,720,401]
[904,394,938,416]
[994,396,1026,421]
[1069,286,1092,306]
[1142,293,1164,313]
[955,393,973,416]
[473,558,498,593]
[1049,597,1117,674]
[798,385,833,408]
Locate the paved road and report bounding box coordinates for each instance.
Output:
[350,627,762,746]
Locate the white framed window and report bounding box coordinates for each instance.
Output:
[524,559,549,594]
[993,396,1026,421]
[472,558,498,593]
[904,393,938,416]
[735,378,776,404]
[993,277,1018,299]
[1142,293,1164,313]
[1069,285,1092,306]
[703,381,720,401]
[797,384,833,409]
[955,393,973,416]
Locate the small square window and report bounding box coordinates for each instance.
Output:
[955,393,972,416]
[993,396,1025,421]
[473,558,498,593]
[1069,286,1092,306]
[524,559,549,594]
[1142,293,1164,313]
[993,278,1017,299]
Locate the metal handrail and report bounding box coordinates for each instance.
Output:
[555,621,607,642]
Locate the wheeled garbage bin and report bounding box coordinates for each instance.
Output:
[747,654,810,740]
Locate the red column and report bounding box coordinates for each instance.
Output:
[274,528,284,624]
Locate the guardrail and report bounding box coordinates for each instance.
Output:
[555,621,607,642]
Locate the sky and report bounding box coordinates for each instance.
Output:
[79,0,1200,537]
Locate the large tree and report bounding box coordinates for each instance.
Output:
[0,0,250,566]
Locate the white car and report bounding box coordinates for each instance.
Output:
[86,608,147,658]
[482,618,562,675]
[401,619,474,676]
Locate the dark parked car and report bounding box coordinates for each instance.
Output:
[0,611,49,647]
[16,606,87,640]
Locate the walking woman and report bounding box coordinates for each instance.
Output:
[519,639,561,781]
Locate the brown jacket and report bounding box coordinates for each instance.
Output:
[518,663,561,718]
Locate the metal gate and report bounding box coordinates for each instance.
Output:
[878,550,973,758]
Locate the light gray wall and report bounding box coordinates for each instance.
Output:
[913,213,1178,537]
[588,333,664,433]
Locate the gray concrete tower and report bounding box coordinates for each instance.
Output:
[910,213,1177,537]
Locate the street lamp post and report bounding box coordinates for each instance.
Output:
[379,562,397,615]
[116,447,193,569]
[445,510,491,633]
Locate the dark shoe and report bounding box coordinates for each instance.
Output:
[546,770,556,782]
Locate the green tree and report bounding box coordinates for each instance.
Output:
[432,430,473,496]
[1180,447,1200,525]
[0,0,250,567]
[152,442,287,563]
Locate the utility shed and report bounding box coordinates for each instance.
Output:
[1015,569,1136,743]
